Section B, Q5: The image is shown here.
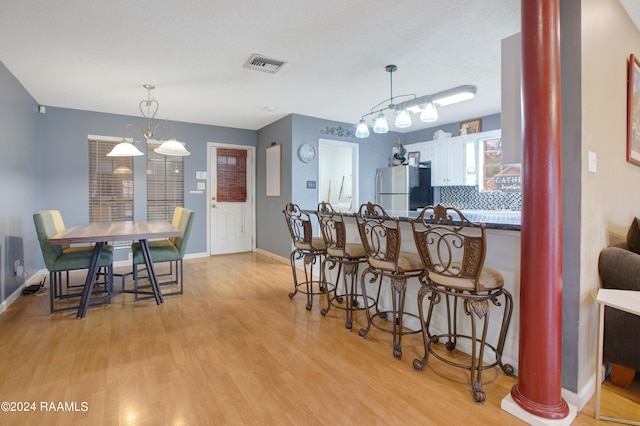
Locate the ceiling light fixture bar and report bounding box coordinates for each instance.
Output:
[354,65,477,138]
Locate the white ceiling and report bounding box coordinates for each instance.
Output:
[0,1,636,134]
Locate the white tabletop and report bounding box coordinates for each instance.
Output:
[596,289,640,316]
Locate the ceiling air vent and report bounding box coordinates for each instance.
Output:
[243,54,286,74]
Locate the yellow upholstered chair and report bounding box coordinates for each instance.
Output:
[410,204,513,403]
[129,207,194,300]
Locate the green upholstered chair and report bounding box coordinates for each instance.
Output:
[129,207,194,300]
[33,210,113,314]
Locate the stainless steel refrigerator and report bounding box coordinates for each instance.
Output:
[375,166,433,212]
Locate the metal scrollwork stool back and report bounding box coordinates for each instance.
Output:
[410,204,514,403]
[356,202,424,358]
[318,201,371,330]
[283,203,329,310]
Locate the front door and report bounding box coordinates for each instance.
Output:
[209,144,255,255]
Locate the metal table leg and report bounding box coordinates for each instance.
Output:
[138,239,164,305]
[77,242,104,319]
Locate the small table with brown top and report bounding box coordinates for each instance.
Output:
[49,220,182,319]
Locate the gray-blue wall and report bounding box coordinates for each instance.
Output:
[0,61,40,301]
[36,107,256,263]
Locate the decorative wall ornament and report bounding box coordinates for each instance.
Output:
[320,125,355,138]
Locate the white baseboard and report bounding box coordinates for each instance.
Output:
[255,248,290,264]
[562,373,596,411]
[0,268,48,316]
[184,252,209,260]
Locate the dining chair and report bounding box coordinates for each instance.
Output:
[129,207,195,300]
[33,210,113,314]
[283,203,329,311]
[317,201,370,330]
[356,202,423,358]
[410,204,513,403]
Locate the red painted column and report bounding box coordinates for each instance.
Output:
[510,0,569,419]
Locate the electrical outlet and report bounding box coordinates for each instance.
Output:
[14,259,23,276]
[128,252,133,262]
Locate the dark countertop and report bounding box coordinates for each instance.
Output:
[309,208,521,232]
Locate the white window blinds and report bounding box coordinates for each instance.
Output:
[88,139,134,223]
[146,142,184,221]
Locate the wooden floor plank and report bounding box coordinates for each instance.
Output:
[0,252,630,424]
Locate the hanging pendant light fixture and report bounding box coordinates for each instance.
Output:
[107,84,191,157]
[419,101,438,123]
[373,113,389,134]
[354,65,477,138]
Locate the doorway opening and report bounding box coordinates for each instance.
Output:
[318,139,359,212]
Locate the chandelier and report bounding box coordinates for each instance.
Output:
[355,65,477,138]
[107,84,191,157]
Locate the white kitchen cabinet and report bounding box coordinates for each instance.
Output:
[403,141,433,164]
[431,136,475,186]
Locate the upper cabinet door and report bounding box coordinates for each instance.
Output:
[431,140,449,186]
[447,137,466,186]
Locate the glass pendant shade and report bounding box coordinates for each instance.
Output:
[420,101,439,122]
[107,141,144,157]
[373,114,389,134]
[154,139,191,156]
[113,166,133,174]
[355,120,370,138]
[395,109,412,128]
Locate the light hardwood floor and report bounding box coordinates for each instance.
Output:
[0,252,629,425]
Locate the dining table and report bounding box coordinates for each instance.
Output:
[48,220,182,318]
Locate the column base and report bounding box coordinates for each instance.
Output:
[502,393,577,426]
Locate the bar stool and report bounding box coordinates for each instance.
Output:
[410,204,513,403]
[356,202,424,358]
[283,203,329,311]
[317,202,370,330]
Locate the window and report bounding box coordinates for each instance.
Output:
[88,139,134,222]
[217,148,247,202]
[146,142,184,221]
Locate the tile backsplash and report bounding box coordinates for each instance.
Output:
[440,186,522,211]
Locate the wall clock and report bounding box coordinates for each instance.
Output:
[298,143,316,163]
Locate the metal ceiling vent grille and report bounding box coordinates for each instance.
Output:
[243,54,286,74]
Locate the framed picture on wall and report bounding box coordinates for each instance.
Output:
[460,119,482,135]
[627,53,640,166]
[407,151,420,166]
[266,143,281,197]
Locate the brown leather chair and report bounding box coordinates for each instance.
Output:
[410,204,513,403]
[356,202,423,358]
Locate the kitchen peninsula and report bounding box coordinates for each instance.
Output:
[315,206,522,373]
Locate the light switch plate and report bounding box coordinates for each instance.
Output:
[588,150,597,173]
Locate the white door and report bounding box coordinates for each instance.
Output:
[209,144,255,255]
